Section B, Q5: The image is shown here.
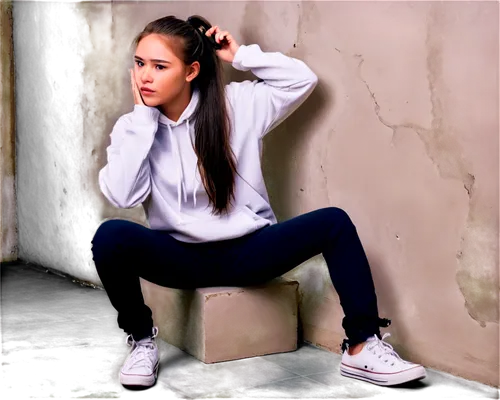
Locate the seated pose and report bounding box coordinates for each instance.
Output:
[92,14,426,389]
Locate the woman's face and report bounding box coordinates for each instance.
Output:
[133,34,196,107]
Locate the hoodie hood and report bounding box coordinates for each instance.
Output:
[157,88,199,127]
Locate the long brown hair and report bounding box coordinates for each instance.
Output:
[133,15,237,215]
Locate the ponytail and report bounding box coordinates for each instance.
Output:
[188,16,236,216]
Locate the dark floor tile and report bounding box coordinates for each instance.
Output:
[261,345,340,375]
[239,377,343,400]
[162,359,294,398]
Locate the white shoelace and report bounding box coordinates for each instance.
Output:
[125,327,158,370]
[365,333,408,366]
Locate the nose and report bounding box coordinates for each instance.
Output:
[140,66,153,83]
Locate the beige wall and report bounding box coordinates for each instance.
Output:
[13,1,498,386]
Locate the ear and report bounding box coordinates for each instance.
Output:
[186,61,200,82]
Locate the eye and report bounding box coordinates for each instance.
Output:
[135,60,144,67]
[156,65,166,70]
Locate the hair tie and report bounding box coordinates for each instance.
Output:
[187,16,221,50]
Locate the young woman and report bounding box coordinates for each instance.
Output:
[92,15,426,389]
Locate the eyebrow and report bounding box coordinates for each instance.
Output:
[134,55,171,64]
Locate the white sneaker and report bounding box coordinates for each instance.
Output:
[119,327,160,388]
[340,333,426,386]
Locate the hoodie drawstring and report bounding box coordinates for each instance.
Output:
[168,118,199,224]
[193,172,202,208]
[187,118,202,209]
[167,124,184,223]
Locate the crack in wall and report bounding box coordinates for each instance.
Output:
[109,0,116,43]
[320,163,332,206]
[294,2,302,52]
[290,1,319,59]
[352,4,497,325]
[357,53,475,203]
[355,55,401,139]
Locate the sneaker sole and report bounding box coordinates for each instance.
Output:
[120,360,159,388]
[340,363,426,386]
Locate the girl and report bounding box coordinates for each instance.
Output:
[92,15,426,390]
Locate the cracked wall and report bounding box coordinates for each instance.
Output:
[13,1,498,386]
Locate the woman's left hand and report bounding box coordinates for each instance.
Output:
[206,26,240,63]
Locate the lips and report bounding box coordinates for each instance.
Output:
[140,87,155,93]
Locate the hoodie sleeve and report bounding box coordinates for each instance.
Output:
[227,44,318,138]
[98,105,160,208]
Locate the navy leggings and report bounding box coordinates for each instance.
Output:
[91,207,389,347]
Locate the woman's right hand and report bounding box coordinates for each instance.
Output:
[205,26,240,63]
[130,69,145,105]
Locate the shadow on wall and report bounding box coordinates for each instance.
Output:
[284,258,330,343]
[176,290,200,351]
[288,254,412,358]
[225,58,330,221]
[367,250,415,362]
[244,32,333,349]
[262,84,330,221]
[237,2,332,221]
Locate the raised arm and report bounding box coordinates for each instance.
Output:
[207,26,318,139]
[233,45,318,138]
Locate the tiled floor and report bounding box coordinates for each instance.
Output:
[0,282,498,400]
[94,345,498,400]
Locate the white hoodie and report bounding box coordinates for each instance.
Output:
[99,44,318,243]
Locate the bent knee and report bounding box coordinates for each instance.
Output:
[91,219,135,254]
[323,207,354,228]
[92,219,136,264]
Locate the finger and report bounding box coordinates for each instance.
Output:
[130,70,136,99]
[216,31,228,43]
[220,31,230,43]
[206,25,218,37]
[134,83,144,105]
[138,90,145,105]
[131,69,137,89]
[130,69,144,105]
[132,74,139,94]
[135,82,145,105]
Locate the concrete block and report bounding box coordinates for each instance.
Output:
[141,277,299,363]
